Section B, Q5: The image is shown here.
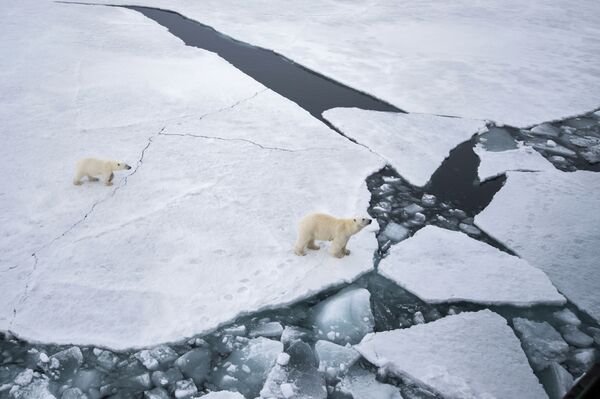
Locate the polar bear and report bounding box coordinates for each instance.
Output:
[294,213,372,258]
[73,158,131,186]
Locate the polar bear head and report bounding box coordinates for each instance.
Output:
[110,161,132,171]
[353,218,372,228]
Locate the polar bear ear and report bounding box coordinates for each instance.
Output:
[353,218,356,222]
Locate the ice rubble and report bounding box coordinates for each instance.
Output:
[314,340,360,378]
[378,226,565,306]
[512,318,569,371]
[213,337,283,397]
[474,143,554,181]
[1,2,384,348]
[202,392,245,399]
[476,170,600,322]
[97,0,600,126]
[323,108,486,186]
[540,363,574,399]
[356,310,547,399]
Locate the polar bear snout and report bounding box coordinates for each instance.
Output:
[125,164,132,170]
[355,218,372,228]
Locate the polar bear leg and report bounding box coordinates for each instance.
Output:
[294,234,310,256]
[330,236,349,258]
[86,175,99,182]
[73,170,84,185]
[103,171,114,186]
[307,240,320,250]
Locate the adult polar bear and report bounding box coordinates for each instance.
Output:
[294,213,372,258]
[73,158,131,186]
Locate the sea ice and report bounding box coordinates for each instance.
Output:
[98,0,600,126]
[474,143,554,181]
[175,348,212,385]
[314,340,360,377]
[356,310,546,399]
[324,109,485,186]
[250,322,284,339]
[336,367,403,399]
[174,379,197,399]
[311,287,375,345]
[476,170,600,322]
[201,392,245,399]
[560,325,594,348]
[530,123,561,138]
[145,387,170,399]
[566,348,596,376]
[379,223,409,244]
[379,226,564,306]
[213,337,283,397]
[540,363,574,399]
[512,318,569,371]
[10,379,56,399]
[151,368,184,388]
[552,309,581,327]
[260,341,326,399]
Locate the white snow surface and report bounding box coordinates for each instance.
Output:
[323,108,485,186]
[476,170,600,323]
[379,226,565,306]
[96,0,600,126]
[355,310,547,399]
[474,143,555,181]
[0,1,382,348]
[201,392,244,399]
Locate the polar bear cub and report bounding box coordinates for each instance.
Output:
[294,213,372,258]
[73,158,131,186]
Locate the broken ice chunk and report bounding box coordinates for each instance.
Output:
[61,387,86,399]
[213,337,283,397]
[135,346,178,370]
[379,223,409,244]
[539,362,574,399]
[10,379,56,399]
[315,340,360,378]
[277,353,290,366]
[403,203,424,215]
[151,368,184,388]
[72,368,103,392]
[552,309,581,326]
[530,142,576,157]
[566,348,596,376]
[336,367,403,399]
[250,322,284,338]
[260,341,326,399]
[530,123,560,137]
[174,379,198,399]
[588,327,600,345]
[175,348,211,386]
[581,144,600,164]
[421,194,436,206]
[280,326,311,346]
[144,387,170,399]
[458,223,481,236]
[512,318,569,371]
[13,369,33,386]
[546,139,557,147]
[280,383,295,398]
[412,311,425,325]
[201,392,245,399]
[560,325,593,348]
[311,287,374,345]
[49,347,84,379]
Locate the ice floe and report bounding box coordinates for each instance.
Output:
[474,143,554,181]
[476,170,600,322]
[97,0,600,126]
[336,367,403,399]
[356,310,547,399]
[323,108,485,186]
[1,1,384,348]
[378,226,565,306]
[512,318,569,371]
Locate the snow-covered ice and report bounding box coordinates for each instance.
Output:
[356,310,546,399]
[0,1,383,348]
[512,318,569,371]
[314,340,360,377]
[476,170,600,322]
[378,226,565,306]
[474,143,554,181]
[336,367,403,399]
[324,108,485,186]
[560,325,594,348]
[311,287,375,345]
[201,392,245,399]
[379,223,409,244]
[98,0,600,126]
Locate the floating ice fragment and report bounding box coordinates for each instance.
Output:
[174,379,198,399]
[458,223,481,236]
[14,369,33,386]
[93,349,118,371]
[151,368,184,388]
[135,346,178,371]
[546,139,557,147]
[222,326,247,336]
[315,340,360,377]
[421,194,436,207]
[61,387,86,399]
[560,325,593,348]
[530,123,560,137]
[201,392,245,399]
[337,367,403,399]
[250,322,284,338]
[10,379,56,399]
[530,142,576,157]
[277,353,290,366]
[512,318,569,371]
[540,362,574,399]
[566,348,596,376]
[356,310,546,399]
[379,223,409,244]
[588,327,600,345]
[403,204,424,215]
[280,326,311,346]
[581,144,600,163]
[144,387,170,399]
[280,383,295,398]
[73,369,103,392]
[175,348,211,385]
[412,311,425,325]
[214,337,283,397]
[311,287,374,345]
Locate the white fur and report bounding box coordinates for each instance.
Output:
[73,158,131,186]
[294,213,372,258]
